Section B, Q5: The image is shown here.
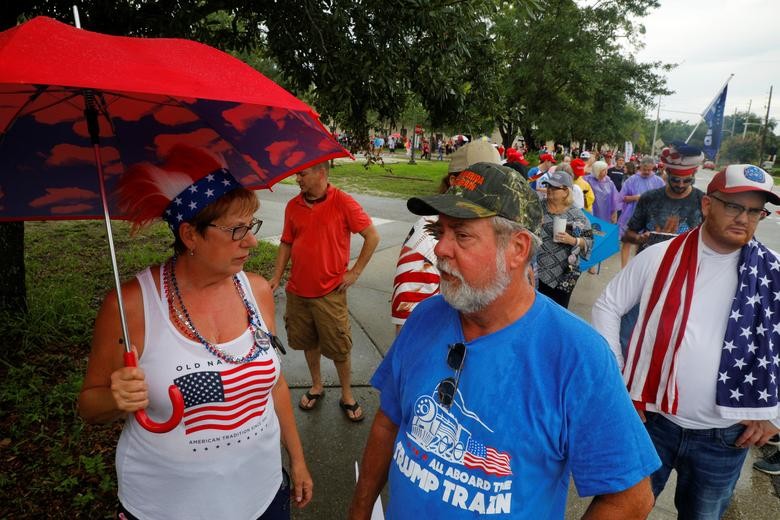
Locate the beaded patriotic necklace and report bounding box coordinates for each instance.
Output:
[163,255,271,364]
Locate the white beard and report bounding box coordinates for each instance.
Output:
[437,252,510,314]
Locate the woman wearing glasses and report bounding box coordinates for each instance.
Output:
[78,145,312,519]
[536,167,593,308]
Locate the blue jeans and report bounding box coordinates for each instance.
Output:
[644,412,748,520]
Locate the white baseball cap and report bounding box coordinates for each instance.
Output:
[707,164,779,205]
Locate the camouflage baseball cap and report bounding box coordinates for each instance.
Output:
[407,162,543,236]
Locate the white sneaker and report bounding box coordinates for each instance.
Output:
[767,434,780,447]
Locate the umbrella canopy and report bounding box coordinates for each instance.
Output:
[0,16,350,433]
[0,16,349,221]
[580,212,619,270]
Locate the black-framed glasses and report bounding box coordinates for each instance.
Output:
[668,176,694,185]
[207,218,263,240]
[708,194,769,222]
[437,342,466,409]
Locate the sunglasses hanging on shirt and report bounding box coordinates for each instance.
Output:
[437,342,467,409]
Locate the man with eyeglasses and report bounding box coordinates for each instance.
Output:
[269,160,379,422]
[350,162,659,519]
[593,164,780,519]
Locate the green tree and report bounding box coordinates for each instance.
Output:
[640,118,699,154]
[261,0,500,151]
[720,135,762,164]
[723,111,775,139]
[491,0,671,150]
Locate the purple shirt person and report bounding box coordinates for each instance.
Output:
[617,157,666,236]
[585,161,620,223]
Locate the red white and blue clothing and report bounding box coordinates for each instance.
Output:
[593,232,780,429]
[117,268,281,519]
[593,231,780,518]
[391,216,440,326]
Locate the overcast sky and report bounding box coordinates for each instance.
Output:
[632,0,779,132]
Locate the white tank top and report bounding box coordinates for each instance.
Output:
[116,268,282,519]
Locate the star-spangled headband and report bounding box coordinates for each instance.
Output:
[163,168,241,233]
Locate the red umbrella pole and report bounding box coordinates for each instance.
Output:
[85,94,184,433]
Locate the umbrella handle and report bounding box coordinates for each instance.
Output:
[123,351,185,434]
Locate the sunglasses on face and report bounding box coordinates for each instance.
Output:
[207,218,263,240]
[708,195,769,222]
[668,176,694,185]
[437,342,466,409]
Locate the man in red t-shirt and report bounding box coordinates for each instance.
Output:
[270,160,379,422]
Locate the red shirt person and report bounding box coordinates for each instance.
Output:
[270,161,379,421]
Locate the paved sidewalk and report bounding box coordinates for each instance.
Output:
[256,184,780,519]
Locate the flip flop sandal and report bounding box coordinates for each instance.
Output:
[298,391,323,411]
[339,399,365,422]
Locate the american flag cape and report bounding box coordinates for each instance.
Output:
[715,238,780,419]
[624,227,780,418]
[174,359,277,435]
[463,438,512,477]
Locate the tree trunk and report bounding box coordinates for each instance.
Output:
[522,127,537,152]
[0,222,26,314]
[498,120,516,150]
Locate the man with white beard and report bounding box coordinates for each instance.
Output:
[349,163,660,520]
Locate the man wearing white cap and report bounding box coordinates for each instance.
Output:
[592,164,780,519]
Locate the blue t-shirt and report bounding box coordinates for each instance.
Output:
[372,294,660,519]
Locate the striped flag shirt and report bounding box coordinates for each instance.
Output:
[391,217,440,325]
[174,359,277,435]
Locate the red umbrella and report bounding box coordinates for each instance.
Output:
[0,17,350,432]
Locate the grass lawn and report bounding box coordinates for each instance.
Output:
[282,157,450,198]
[0,220,278,517]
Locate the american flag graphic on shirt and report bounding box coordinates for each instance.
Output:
[174,359,277,435]
[464,438,512,476]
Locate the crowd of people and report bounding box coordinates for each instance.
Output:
[76,136,779,519]
[386,141,780,519]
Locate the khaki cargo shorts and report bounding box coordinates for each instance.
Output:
[284,289,352,362]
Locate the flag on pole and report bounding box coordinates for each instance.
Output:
[702,84,729,160]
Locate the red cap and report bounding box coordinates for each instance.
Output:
[506,148,529,165]
[539,153,556,164]
[707,165,780,205]
[570,158,586,177]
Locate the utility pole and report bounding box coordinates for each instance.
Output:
[729,106,737,136]
[742,99,752,137]
[758,86,773,164]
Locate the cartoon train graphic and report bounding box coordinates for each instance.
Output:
[409,395,471,464]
